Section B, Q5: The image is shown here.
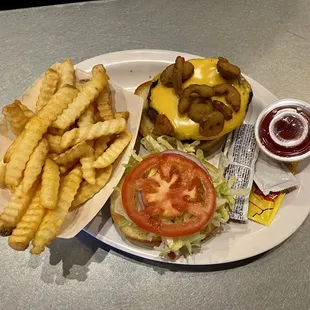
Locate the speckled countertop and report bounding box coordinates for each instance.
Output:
[0,1,309,309]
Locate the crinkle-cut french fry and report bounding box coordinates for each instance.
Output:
[93,106,102,123]
[80,147,96,184]
[57,58,75,89]
[115,111,130,120]
[47,127,67,136]
[93,130,132,169]
[60,118,126,149]
[70,165,112,210]
[22,138,49,193]
[96,84,114,121]
[51,64,109,129]
[2,101,30,136]
[77,79,89,90]
[0,179,39,236]
[94,136,110,159]
[31,166,83,254]
[3,132,24,164]
[5,85,79,190]
[86,140,95,148]
[59,160,78,175]
[36,68,59,111]
[15,100,34,119]
[0,161,6,189]
[0,220,13,236]
[50,141,92,166]
[44,134,64,154]
[8,187,46,251]
[40,159,60,210]
[78,102,95,128]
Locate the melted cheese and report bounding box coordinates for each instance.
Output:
[150,58,252,140]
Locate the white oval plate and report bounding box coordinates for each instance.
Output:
[80,49,310,265]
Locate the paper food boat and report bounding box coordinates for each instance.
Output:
[0,64,143,239]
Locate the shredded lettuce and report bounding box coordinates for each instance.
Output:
[219,152,231,170]
[155,205,230,259]
[154,232,206,258]
[118,218,132,228]
[118,134,249,259]
[131,150,143,162]
[227,176,236,188]
[196,149,237,209]
[141,135,200,155]
[216,198,228,208]
[196,149,224,182]
[123,150,142,174]
[123,157,139,174]
[157,136,174,150]
[141,135,166,153]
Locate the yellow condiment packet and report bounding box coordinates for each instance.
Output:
[248,186,285,226]
[248,162,298,226]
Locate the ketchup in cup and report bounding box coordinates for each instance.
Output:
[255,99,310,162]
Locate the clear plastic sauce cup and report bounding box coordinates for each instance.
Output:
[255,99,310,162]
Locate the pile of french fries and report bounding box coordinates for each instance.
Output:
[0,59,132,254]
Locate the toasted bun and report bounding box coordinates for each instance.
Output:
[110,177,218,246]
[134,81,226,155]
[134,81,154,137]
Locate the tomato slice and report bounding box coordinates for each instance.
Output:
[121,153,216,237]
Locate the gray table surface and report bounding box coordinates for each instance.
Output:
[0,0,310,309]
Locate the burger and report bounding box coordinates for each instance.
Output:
[134,56,253,155]
[110,56,251,259]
